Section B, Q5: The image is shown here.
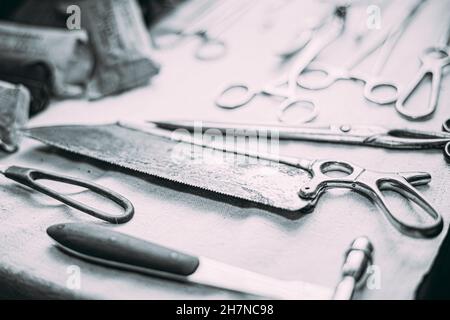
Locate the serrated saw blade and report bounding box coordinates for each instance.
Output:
[21,123,313,212]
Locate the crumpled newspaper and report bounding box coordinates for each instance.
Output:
[79,0,160,99]
[0,81,30,153]
[0,21,93,98]
[0,57,52,116]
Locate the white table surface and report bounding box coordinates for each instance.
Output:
[0,0,449,299]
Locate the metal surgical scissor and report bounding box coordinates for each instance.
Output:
[298,0,426,105]
[152,119,450,163]
[0,164,134,224]
[215,5,348,124]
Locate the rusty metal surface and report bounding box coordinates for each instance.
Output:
[23,124,312,213]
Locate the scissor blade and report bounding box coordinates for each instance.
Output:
[368,129,450,149]
[151,120,450,150]
[189,257,333,300]
[151,120,388,145]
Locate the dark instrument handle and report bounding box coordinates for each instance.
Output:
[4,166,134,224]
[47,223,200,276]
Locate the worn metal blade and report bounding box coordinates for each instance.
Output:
[190,257,332,299]
[21,123,313,212]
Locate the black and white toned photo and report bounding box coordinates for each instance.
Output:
[0,0,449,307]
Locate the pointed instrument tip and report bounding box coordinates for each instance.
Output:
[148,120,193,131]
[149,120,169,127]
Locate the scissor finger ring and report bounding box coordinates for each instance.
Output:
[277,99,319,124]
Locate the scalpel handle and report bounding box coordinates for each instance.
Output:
[47,223,200,277]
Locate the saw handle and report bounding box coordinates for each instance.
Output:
[47,223,200,276]
[4,166,134,224]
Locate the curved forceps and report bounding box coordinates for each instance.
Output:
[297,159,443,238]
[215,80,319,124]
[0,165,134,224]
[215,5,348,124]
[395,47,450,120]
[298,0,425,105]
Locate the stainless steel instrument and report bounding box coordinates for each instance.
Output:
[298,0,426,106]
[47,222,374,300]
[152,119,450,159]
[215,5,349,124]
[152,0,257,60]
[395,12,450,120]
[0,164,134,224]
[21,122,444,238]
